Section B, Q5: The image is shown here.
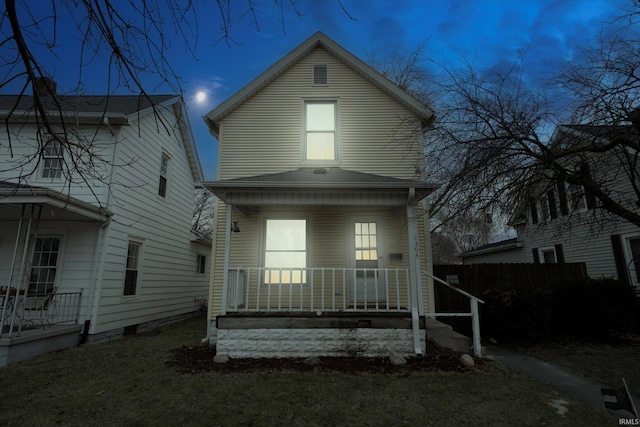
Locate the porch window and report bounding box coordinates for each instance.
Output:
[304,101,336,161]
[42,139,63,179]
[158,153,170,198]
[264,219,307,284]
[124,241,142,296]
[28,236,61,294]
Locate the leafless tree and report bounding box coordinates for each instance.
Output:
[424,2,640,239]
[366,41,432,105]
[192,188,215,239]
[0,0,353,219]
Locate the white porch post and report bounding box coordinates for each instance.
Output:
[407,188,424,355]
[406,190,424,315]
[220,203,233,316]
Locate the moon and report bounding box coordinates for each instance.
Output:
[195,90,207,104]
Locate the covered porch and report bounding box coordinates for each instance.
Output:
[0,182,109,364]
[205,168,440,357]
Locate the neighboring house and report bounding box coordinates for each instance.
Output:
[202,32,478,359]
[460,125,640,291]
[0,87,210,366]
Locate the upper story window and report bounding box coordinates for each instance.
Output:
[158,153,170,198]
[304,101,337,161]
[42,139,63,179]
[567,182,587,212]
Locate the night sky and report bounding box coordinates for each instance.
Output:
[1,0,626,179]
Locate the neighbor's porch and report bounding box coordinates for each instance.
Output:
[0,188,109,365]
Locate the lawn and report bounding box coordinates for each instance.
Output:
[0,316,614,426]
[521,336,640,391]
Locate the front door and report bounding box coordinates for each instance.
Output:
[349,217,386,303]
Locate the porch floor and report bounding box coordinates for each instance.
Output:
[0,324,82,366]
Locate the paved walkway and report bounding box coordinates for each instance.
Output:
[486,345,639,422]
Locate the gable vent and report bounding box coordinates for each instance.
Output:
[313,64,328,86]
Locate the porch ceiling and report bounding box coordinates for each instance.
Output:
[204,167,439,207]
[0,183,110,222]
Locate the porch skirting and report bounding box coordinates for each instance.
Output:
[209,316,427,358]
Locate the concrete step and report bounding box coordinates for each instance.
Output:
[425,318,470,353]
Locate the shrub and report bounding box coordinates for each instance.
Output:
[550,277,640,340]
[481,288,552,344]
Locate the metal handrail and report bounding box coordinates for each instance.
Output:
[422,270,484,357]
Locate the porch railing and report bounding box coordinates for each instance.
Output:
[1,291,82,338]
[224,267,412,314]
[422,270,484,358]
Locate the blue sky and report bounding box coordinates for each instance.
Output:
[3,0,626,179]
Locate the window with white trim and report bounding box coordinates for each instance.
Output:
[264,219,307,284]
[567,182,587,212]
[42,139,63,179]
[304,101,337,161]
[124,241,142,296]
[158,153,170,198]
[539,247,557,263]
[28,236,62,294]
[197,254,207,274]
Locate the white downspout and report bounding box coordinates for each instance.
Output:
[406,188,423,355]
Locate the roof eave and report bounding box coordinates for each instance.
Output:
[0,188,111,222]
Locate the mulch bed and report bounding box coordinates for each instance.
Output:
[166,345,490,374]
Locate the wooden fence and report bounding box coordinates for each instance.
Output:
[432,263,588,333]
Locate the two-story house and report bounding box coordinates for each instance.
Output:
[460,124,640,291]
[202,32,480,358]
[0,88,210,366]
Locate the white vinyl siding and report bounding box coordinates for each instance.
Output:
[217,47,422,179]
[91,105,209,333]
[0,125,114,205]
[209,46,429,317]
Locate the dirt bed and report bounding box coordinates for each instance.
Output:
[166,345,489,374]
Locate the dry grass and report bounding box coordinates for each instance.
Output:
[521,336,640,391]
[0,316,614,426]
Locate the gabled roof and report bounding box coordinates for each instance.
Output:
[0,95,205,185]
[204,31,434,137]
[0,94,177,124]
[458,238,522,259]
